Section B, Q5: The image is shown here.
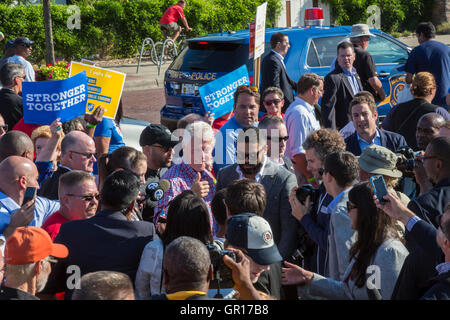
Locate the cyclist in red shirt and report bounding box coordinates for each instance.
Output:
[159,0,192,42]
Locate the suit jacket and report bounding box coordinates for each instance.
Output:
[42,210,157,299]
[216,158,299,259]
[321,65,363,130]
[0,88,23,129]
[344,129,408,156]
[261,51,297,112]
[325,190,357,281]
[422,270,450,300]
[308,238,408,300]
[38,166,71,200]
[391,219,444,300]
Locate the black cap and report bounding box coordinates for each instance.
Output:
[139,123,179,148]
[13,37,34,47]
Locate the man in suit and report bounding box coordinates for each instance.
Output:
[319,151,359,280]
[216,126,298,260]
[374,191,448,300]
[0,63,24,130]
[38,130,97,200]
[321,41,363,130]
[345,93,407,156]
[41,170,157,299]
[261,32,297,113]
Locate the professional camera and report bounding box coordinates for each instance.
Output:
[396,146,420,178]
[206,243,236,289]
[295,184,320,205]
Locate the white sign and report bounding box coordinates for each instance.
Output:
[254,2,267,59]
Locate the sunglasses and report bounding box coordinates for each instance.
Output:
[236,85,259,93]
[70,150,96,159]
[267,135,289,142]
[66,193,100,202]
[264,99,282,106]
[0,124,8,132]
[347,201,357,211]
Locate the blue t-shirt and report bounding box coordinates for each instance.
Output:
[405,40,450,107]
[94,118,125,154]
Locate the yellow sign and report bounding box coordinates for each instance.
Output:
[69,62,126,120]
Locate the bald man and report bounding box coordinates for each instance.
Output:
[39,130,96,200]
[416,113,446,151]
[0,156,59,249]
[0,130,34,162]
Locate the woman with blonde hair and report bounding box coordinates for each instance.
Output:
[31,118,65,185]
[382,72,439,150]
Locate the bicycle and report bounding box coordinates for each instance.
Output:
[153,31,188,65]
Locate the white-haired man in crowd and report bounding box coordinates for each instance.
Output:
[154,121,217,232]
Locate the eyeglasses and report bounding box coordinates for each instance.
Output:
[264,99,282,106]
[267,135,289,142]
[152,144,173,153]
[0,124,8,132]
[66,193,100,202]
[236,85,259,93]
[70,150,96,159]
[347,201,357,211]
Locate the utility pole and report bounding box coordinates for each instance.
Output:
[43,0,55,65]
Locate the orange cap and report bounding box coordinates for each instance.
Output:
[4,226,68,265]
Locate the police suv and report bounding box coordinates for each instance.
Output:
[161,17,411,130]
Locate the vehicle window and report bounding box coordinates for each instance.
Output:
[366,36,409,64]
[307,35,346,67]
[170,42,252,72]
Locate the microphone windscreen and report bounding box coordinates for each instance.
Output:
[159,179,170,192]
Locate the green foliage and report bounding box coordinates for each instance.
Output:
[0,0,283,62]
[437,22,450,35]
[321,0,435,33]
[35,60,70,81]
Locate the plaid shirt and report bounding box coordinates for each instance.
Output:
[154,161,217,233]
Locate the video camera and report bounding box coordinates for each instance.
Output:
[396,146,421,178]
[206,243,236,289]
[295,184,320,205]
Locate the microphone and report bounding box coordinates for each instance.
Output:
[143,179,170,202]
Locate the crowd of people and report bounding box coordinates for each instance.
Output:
[0,19,449,301]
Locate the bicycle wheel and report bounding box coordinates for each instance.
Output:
[151,42,166,65]
[166,40,178,61]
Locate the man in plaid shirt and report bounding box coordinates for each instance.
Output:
[154,121,217,234]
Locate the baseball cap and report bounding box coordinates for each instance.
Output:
[4,226,68,265]
[358,145,402,178]
[226,213,282,266]
[139,123,179,148]
[13,37,34,47]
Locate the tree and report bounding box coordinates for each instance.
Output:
[42,0,55,65]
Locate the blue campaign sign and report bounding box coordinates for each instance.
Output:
[23,71,88,125]
[199,65,250,120]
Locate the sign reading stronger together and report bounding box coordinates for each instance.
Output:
[23,71,87,125]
